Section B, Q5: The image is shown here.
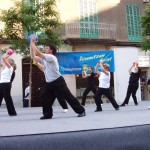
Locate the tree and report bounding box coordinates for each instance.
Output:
[0,0,63,106]
[141,2,150,51]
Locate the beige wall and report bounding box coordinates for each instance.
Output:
[0,0,19,10]
[0,0,21,30]
[73,43,106,51]
[56,0,79,22]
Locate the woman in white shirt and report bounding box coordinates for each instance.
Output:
[0,52,17,116]
[94,60,119,112]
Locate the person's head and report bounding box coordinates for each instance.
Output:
[103,64,110,71]
[88,66,93,72]
[133,61,138,67]
[26,82,29,87]
[44,44,57,55]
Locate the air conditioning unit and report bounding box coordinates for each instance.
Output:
[143,0,149,3]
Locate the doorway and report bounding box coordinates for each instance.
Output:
[22,58,45,107]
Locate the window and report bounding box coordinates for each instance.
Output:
[143,0,149,3]
[23,0,44,5]
[79,0,99,38]
[126,4,142,41]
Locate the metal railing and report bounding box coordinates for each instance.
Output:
[63,20,116,39]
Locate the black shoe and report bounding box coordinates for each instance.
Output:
[135,103,138,106]
[9,113,17,116]
[120,103,125,107]
[115,107,119,110]
[95,109,102,112]
[40,116,52,120]
[78,112,86,117]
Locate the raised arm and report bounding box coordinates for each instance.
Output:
[99,61,109,75]
[134,62,139,72]
[82,69,91,78]
[96,62,101,76]
[30,44,41,62]
[129,62,135,74]
[36,62,44,72]
[2,53,11,68]
[30,37,45,59]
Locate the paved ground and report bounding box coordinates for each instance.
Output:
[0,101,150,137]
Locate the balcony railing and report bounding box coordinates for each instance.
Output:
[62,21,116,40]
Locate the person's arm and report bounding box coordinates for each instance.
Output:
[100,63,109,75]
[24,93,29,99]
[30,37,45,59]
[82,70,91,78]
[129,62,134,74]
[37,62,44,72]
[96,62,101,76]
[2,53,11,68]
[134,62,139,72]
[30,44,41,62]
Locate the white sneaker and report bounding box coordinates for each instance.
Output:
[148,106,150,109]
[63,109,68,113]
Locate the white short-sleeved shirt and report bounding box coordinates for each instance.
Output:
[40,54,61,83]
[98,72,110,88]
[0,66,13,83]
[24,86,30,99]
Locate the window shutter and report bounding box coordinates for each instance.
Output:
[126,4,142,41]
[79,0,99,38]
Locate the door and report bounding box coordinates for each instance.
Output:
[22,58,45,107]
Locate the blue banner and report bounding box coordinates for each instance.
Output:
[56,50,114,75]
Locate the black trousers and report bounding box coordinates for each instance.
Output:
[41,76,85,117]
[40,87,68,109]
[123,84,139,105]
[0,83,16,115]
[54,93,68,109]
[23,99,29,107]
[81,85,103,106]
[94,87,119,111]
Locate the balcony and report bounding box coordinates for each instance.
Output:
[62,21,116,41]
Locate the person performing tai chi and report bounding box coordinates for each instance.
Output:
[94,60,119,112]
[0,63,16,107]
[30,38,85,119]
[0,52,17,116]
[120,62,141,106]
[81,66,103,106]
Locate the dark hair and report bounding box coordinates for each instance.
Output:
[89,66,93,70]
[47,44,57,55]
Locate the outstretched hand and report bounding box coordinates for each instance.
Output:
[30,37,37,44]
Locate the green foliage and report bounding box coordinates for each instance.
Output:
[141,39,150,51]
[0,0,63,57]
[141,3,150,51]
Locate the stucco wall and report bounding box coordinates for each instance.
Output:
[113,46,141,103]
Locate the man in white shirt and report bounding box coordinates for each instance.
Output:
[30,37,85,119]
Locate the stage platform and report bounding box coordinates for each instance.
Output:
[0,101,150,150]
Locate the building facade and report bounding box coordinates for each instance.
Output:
[0,0,150,106]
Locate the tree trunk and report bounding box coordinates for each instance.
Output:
[29,58,32,107]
